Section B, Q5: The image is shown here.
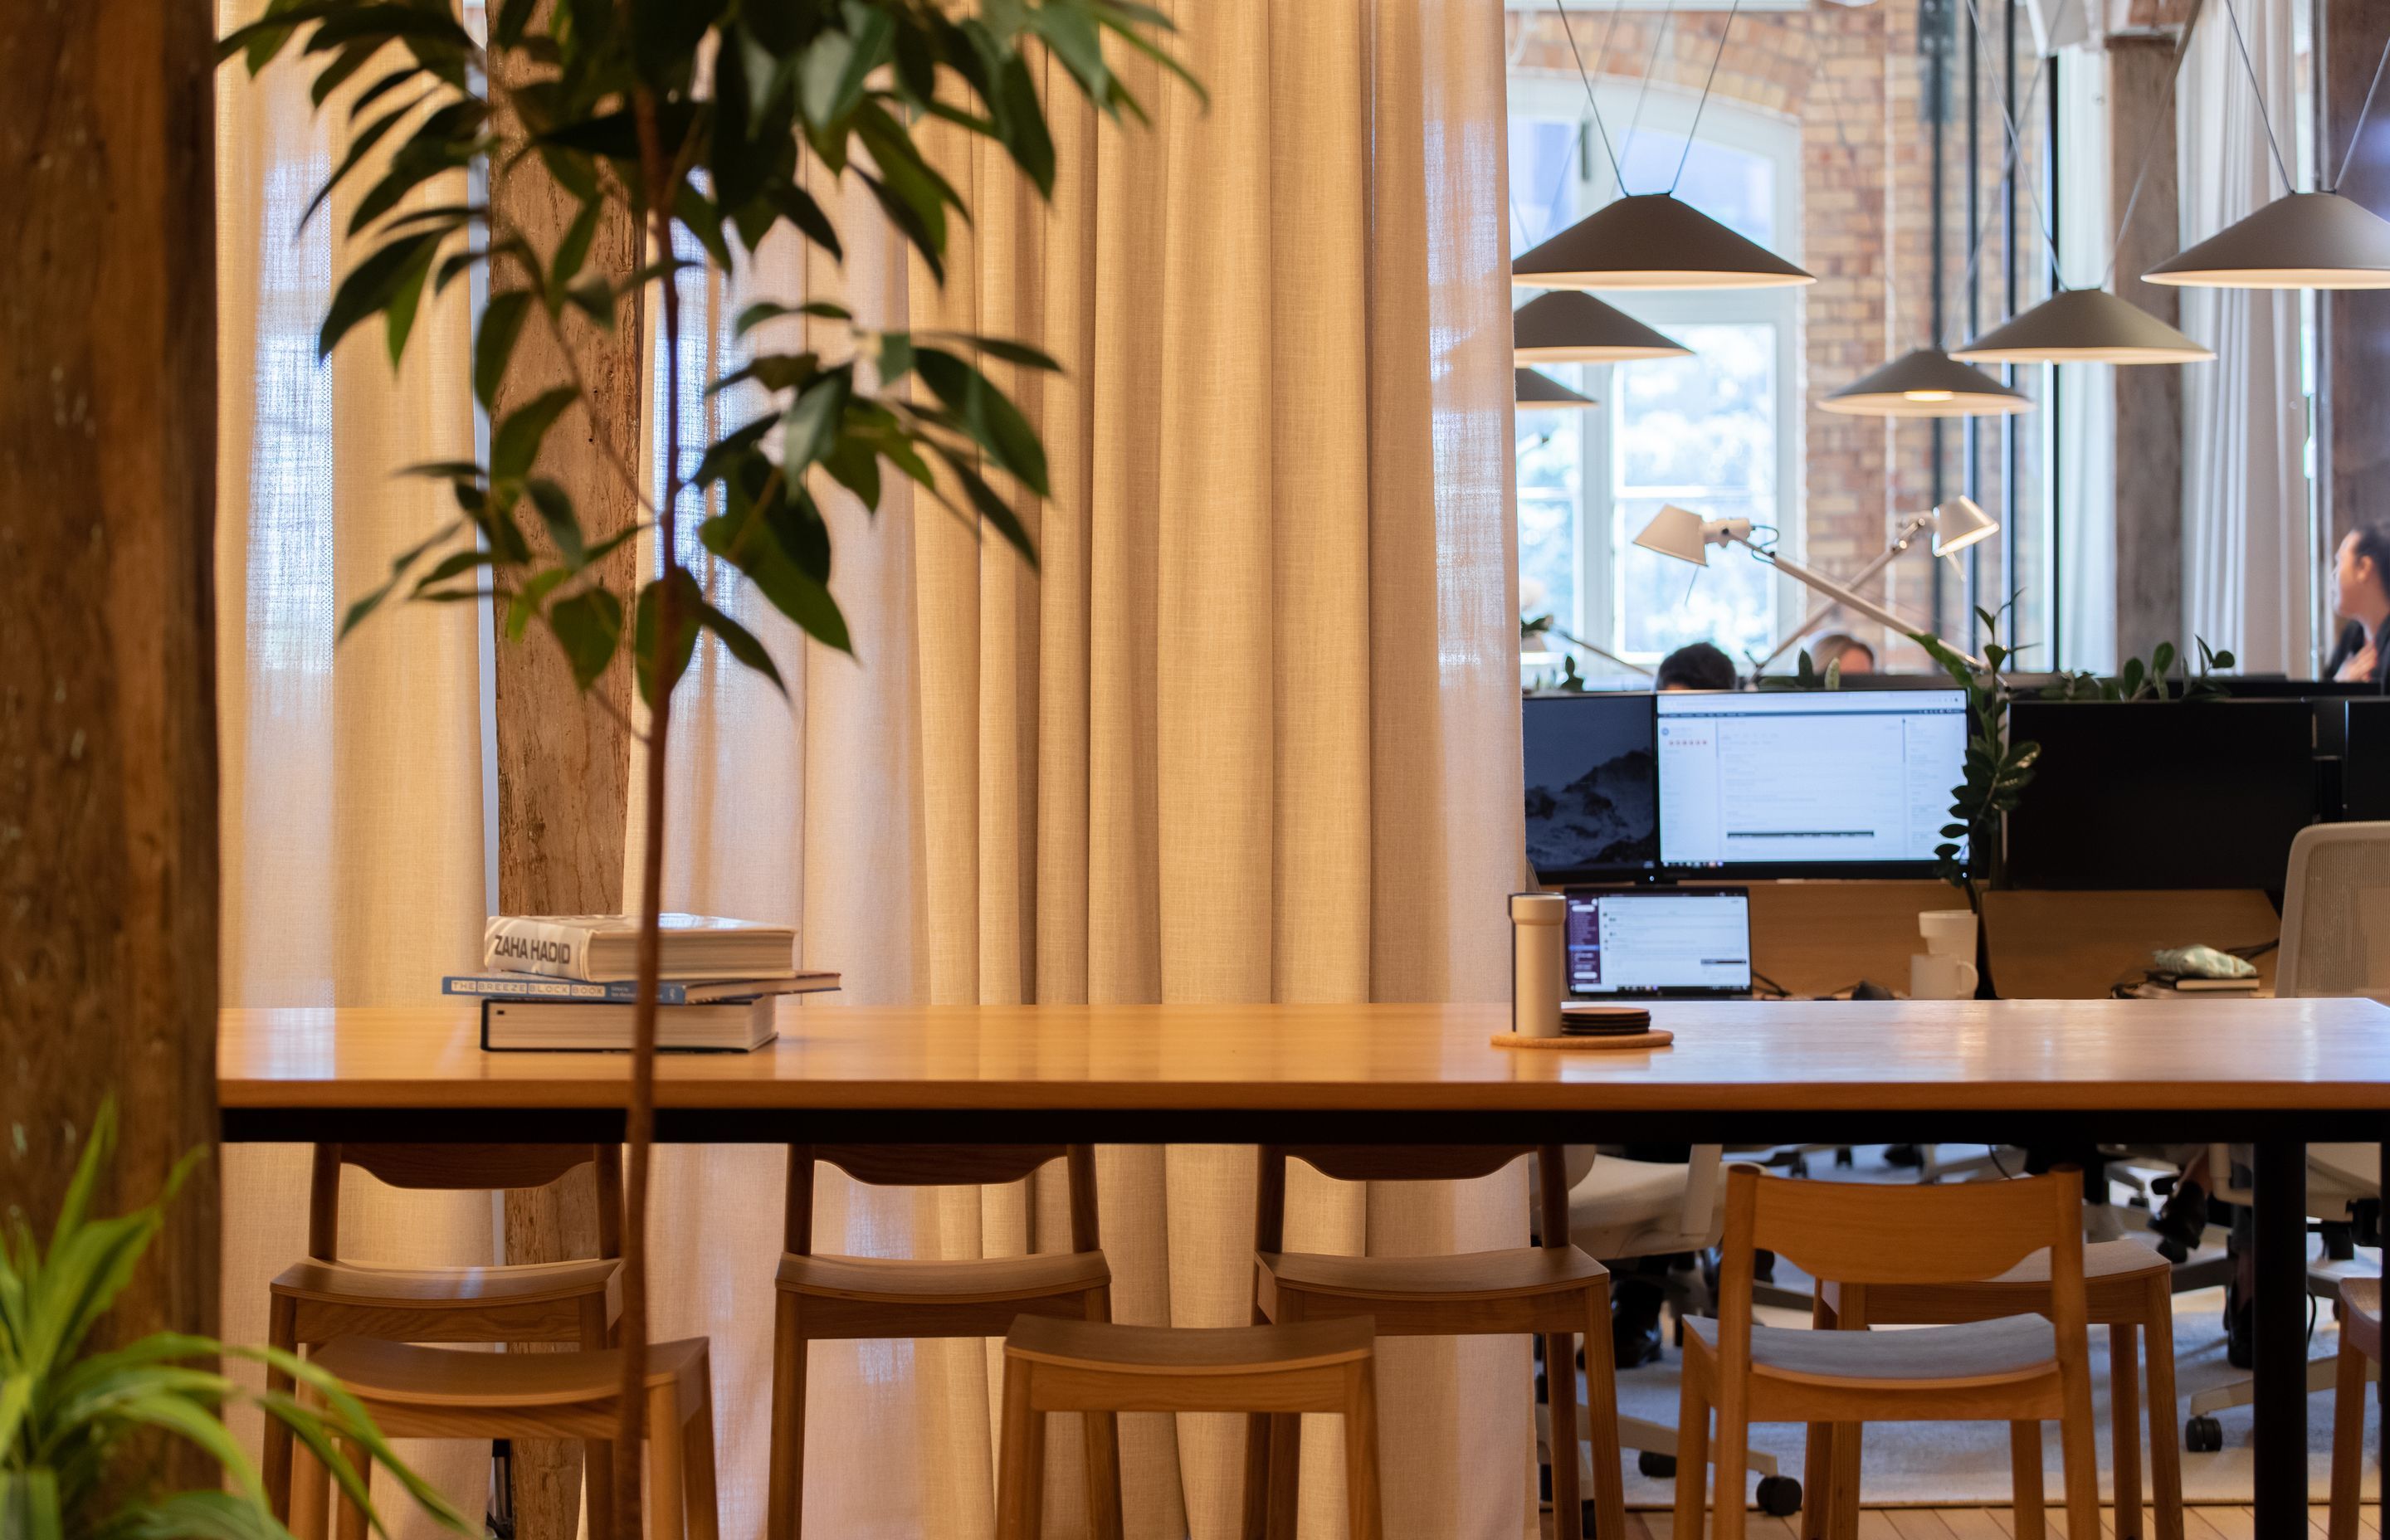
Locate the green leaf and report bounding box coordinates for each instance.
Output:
[503,568,572,642]
[317,231,441,362]
[821,437,880,509]
[410,548,491,593]
[930,332,1061,373]
[799,11,890,126]
[779,373,851,471]
[490,387,580,481]
[547,196,603,309]
[699,513,852,655]
[634,570,705,709]
[693,597,786,694]
[341,520,461,638]
[734,299,851,339]
[764,182,844,262]
[922,440,1038,568]
[524,479,585,563]
[915,347,1048,495]
[674,181,734,269]
[563,278,617,329]
[380,237,438,367]
[692,418,776,486]
[475,291,533,410]
[547,589,625,689]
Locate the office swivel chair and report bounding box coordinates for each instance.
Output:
[2182,823,2390,1451]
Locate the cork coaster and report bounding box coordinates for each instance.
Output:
[1490,1028,1674,1051]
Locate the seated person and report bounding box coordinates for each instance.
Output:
[1654,641,1736,692]
[2327,521,2390,688]
[1810,631,1876,675]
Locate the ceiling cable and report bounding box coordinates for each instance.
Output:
[2217,0,2295,194]
[1673,0,1745,194]
[2100,0,2206,290]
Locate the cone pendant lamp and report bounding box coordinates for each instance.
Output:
[1953,286,2212,364]
[1820,348,2033,418]
[1516,368,1599,410]
[1512,193,1816,291]
[1513,291,1691,363]
[2144,190,2390,289]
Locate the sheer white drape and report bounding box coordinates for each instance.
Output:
[2177,0,2311,672]
[2055,46,2118,675]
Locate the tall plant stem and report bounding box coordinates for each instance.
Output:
[613,80,682,1540]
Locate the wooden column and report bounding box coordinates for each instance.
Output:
[2109,33,2188,665]
[0,0,221,1463]
[486,34,644,1540]
[2321,0,2390,585]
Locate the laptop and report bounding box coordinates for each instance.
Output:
[1562,887,1753,1000]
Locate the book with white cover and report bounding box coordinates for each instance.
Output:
[480,997,778,1053]
[444,972,839,1004]
[482,914,796,982]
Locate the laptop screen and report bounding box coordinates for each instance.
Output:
[1563,889,1752,997]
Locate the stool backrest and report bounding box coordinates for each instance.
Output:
[1257,1146,1570,1253]
[784,1144,1099,1255]
[1727,1163,2081,1289]
[308,1143,622,1260]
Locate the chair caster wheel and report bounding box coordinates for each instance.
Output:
[1834,1147,1856,1168]
[1756,1475,1803,1517]
[1636,1450,1677,1479]
[2185,1415,2223,1454]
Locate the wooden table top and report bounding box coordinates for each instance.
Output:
[219,997,2390,1117]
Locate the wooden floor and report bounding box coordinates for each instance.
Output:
[1578,1508,2368,1539]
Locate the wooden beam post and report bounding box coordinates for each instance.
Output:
[2108,34,2188,665]
[0,0,220,1460]
[485,32,644,1540]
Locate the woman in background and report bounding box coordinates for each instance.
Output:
[1810,632,1877,676]
[2327,522,2390,688]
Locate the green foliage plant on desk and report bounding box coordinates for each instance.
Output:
[1,1102,468,1540]
[2041,636,2237,702]
[217,6,1197,1534]
[1914,607,2039,905]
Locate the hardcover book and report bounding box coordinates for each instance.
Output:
[482,913,797,982]
[445,972,838,1004]
[479,997,778,1053]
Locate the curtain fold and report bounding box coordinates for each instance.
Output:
[2178,0,2310,672]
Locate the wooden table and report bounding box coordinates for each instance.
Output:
[221,997,2390,1533]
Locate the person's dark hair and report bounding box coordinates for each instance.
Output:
[1812,632,1876,669]
[2351,522,2390,588]
[1655,641,1738,691]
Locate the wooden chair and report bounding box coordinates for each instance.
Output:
[767,1145,1121,1540]
[2328,1275,2383,1540]
[310,1336,718,1540]
[266,1143,623,1540]
[1677,1166,2100,1540]
[1246,1146,1627,1540]
[1814,1239,2183,1540]
[997,1316,1383,1540]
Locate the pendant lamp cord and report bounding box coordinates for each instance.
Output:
[1672,0,1744,195]
[2330,34,2390,192]
[1622,0,1680,182]
[1556,0,1630,197]
[2217,0,2295,195]
[2100,0,2206,290]
[1957,0,2069,290]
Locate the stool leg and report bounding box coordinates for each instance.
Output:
[264,1296,299,1524]
[683,1394,721,1540]
[332,1438,369,1540]
[2110,1322,2143,1540]
[580,1294,615,1540]
[1080,1286,1124,1540]
[2008,1422,2046,1540]
[1545,1326,1583,1540]
[767,1292,806,1540]
[1344,1354,1383,1540]
[996,1357,1046,1540]
[1579,1279,1628,1540]
[1803,1293,1836,1540]
[646,1382,687,1540]
[1671,1357,1708,1540]
[2332,1331,2368,1540]
[290,1362,331,1540]
[2142,1275,2183,1540]
[1264,1294,1304,1539]
[1827,1424,1862,1540]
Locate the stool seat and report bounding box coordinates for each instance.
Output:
[1259,1245,1607,1304]
[1687,1313,2059,1388]
[273,1257,622,1311]
[1007,1314,1374,1374]
[777,1249,1109,1305]
[312,1336,709,1411]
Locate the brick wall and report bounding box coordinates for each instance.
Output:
[1509,4,2043,670]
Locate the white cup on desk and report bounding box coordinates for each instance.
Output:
[1910,951,1980,1000]
[1919,909,1977,959]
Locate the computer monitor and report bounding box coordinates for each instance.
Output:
[1562,887,1751,997]
[2004,699,2318,889]
[2344,699,2390,821]
[1653,689,1969,878]
[1523,693,1659,882]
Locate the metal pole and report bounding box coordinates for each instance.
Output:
[1755,514,1937,670]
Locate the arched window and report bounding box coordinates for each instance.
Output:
[1511,76,1804,671]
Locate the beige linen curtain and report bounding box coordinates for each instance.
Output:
[644,2,1528,1538]
[213,12,495,1531]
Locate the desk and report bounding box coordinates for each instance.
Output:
[1984,889,2282,999]
[222,998,2390,1533]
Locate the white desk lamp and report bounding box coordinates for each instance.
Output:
[1631,504,1986,671]
[1751,496,1997,672]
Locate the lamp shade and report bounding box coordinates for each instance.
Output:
[1820,348,2034,418]
[1632,504,1716,566]
[1515,368,1598,410]
[2144,191,2390,290]
[1950,287,2213,365]
[1512,193,1816,291]
[1930,495,1998,556]
[1513,292,1691,363]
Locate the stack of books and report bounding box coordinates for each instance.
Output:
[447,914,837,1052]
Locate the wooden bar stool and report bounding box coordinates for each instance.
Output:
[266,1143,623,1540]
[2328,1275,2383,1540]
[1812,1239,2183,1540]
[997,1316,1383,1540]
[1246,1146,1627,1540]
[310,1337,718,1540]
[1678,1166,2101,1540]
[767,1144,1121,1540]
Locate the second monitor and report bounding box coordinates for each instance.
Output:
[1656,688,1971,879]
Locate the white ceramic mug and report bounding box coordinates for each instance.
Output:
[1918,909,1977,960]
[1910,951,1980,1000]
